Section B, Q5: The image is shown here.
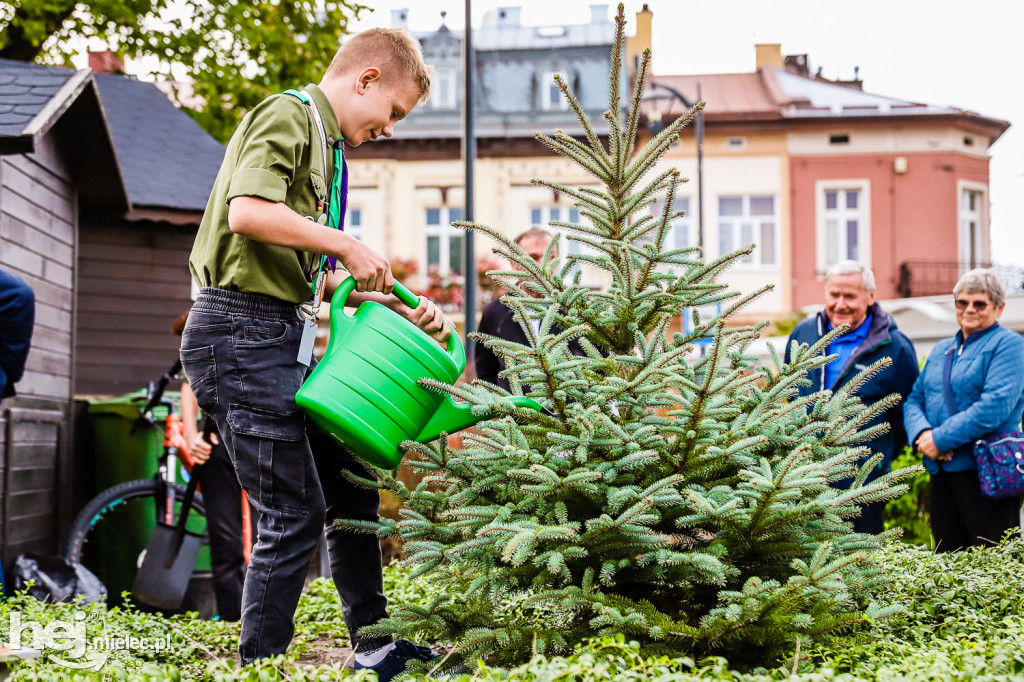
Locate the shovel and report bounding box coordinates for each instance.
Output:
[131,462,205,610]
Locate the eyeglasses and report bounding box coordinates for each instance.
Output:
[955,299,990,311]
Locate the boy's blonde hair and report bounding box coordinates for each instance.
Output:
[327,28,432,103]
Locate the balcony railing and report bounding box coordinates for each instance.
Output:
[897,261,1024,298]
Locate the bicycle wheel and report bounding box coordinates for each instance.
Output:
[65,478,209,605]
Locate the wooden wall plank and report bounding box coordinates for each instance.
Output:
[1,144,75,567]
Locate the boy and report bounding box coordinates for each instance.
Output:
[181,28,448,679]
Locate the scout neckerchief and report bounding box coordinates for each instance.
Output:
[284,88,348,364]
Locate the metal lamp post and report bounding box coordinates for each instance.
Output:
[462,0,477,357]
[645,82,704,256]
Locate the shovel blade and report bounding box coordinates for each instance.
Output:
[131,522,203,610]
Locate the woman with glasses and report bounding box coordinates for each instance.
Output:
[904,268,1024,551]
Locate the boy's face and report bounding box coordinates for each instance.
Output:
[340,68,421,146]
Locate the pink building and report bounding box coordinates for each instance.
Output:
[641,34,1010,314]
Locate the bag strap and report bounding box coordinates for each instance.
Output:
[942,345,959,417]
[283,89,329,206]
[283,88,347,276]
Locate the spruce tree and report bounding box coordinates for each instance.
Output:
[339,4,916,669]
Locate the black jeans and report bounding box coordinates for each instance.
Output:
[930,469,1022,552]
[181,288,389,663]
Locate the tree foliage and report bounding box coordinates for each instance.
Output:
[0,0,366,141]
[335,3,920,672]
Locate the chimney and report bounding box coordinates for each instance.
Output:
[497,6,521,25]
[755,44,784,70]
[625,4,652,79]
[390,8,409,29]
[590,4,609,24]
[88,51,124,74]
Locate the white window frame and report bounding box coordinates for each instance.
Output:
[428,67,456,110]
[423,206,465,277]
[957,180,989,269]
[346,206,364,242]
[530,204,583,258]
[716,194,779,268]
[541,70,569,111]
[647,196,695,252]
[815,179,871,273]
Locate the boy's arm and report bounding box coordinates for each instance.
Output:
[228,196,393,294]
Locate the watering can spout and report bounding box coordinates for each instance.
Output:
[416,395,543,443]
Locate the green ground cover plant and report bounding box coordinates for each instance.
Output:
[3,539,1024,680]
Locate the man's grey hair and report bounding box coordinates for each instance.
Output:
[825,260,876,292]
[514,226,553,245]
[953,268,1005,307]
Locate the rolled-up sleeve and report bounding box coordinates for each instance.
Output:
[225,96,308,205]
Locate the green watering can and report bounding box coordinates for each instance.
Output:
[296,276,542,469]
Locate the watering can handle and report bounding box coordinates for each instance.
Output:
[334,276,465,369]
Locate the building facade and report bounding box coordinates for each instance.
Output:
[349,5,1007,318]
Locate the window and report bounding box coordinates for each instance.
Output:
[541,71,569,111]
[428,67,456,110]
[645,197,694,251]
[829,134,850,145]
[726,137,747,150]
[716,195,777,267]
[424,206,465,276]
[346,208,363,242]
[816,180,871,271]
[959,186,987,268]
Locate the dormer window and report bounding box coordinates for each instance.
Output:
[429,67,456,110]
[542,70,569,111]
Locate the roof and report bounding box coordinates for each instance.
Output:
[397,18,620,140]
[93,72,222,213]
[645,67,1010,136]
[0,59,223,218]
[0,59,90,147]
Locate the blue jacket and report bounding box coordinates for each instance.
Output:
[0,268,35,400]
[904,323,1024,474]
[785,303,920,479]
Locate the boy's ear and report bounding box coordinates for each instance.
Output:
[356,67,382,92]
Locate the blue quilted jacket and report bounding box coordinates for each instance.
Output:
[903,323,1024,474]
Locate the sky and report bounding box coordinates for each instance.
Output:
[349,0,1024,267]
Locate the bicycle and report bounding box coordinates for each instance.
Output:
[64,360,212,606]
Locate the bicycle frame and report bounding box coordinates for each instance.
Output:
[138,359,252,563]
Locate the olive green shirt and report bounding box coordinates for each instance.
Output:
[190,84,342,304]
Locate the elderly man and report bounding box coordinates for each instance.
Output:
[476,227,584,391]
[785,260,919,534]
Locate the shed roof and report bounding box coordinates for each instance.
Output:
[0,59,78,138]
[0,59,223,219]
[93,72,222,213]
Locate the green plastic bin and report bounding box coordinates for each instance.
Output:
[86,391,211,598]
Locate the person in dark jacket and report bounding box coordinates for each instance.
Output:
[0,267,35,405]
[476,227,585,390]
[785,260,919,533]
[904,268,1024,552]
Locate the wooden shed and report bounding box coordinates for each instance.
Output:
[0,58,222,571]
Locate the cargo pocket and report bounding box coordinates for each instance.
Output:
[227,405,309,516]
[180,345,219,416]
